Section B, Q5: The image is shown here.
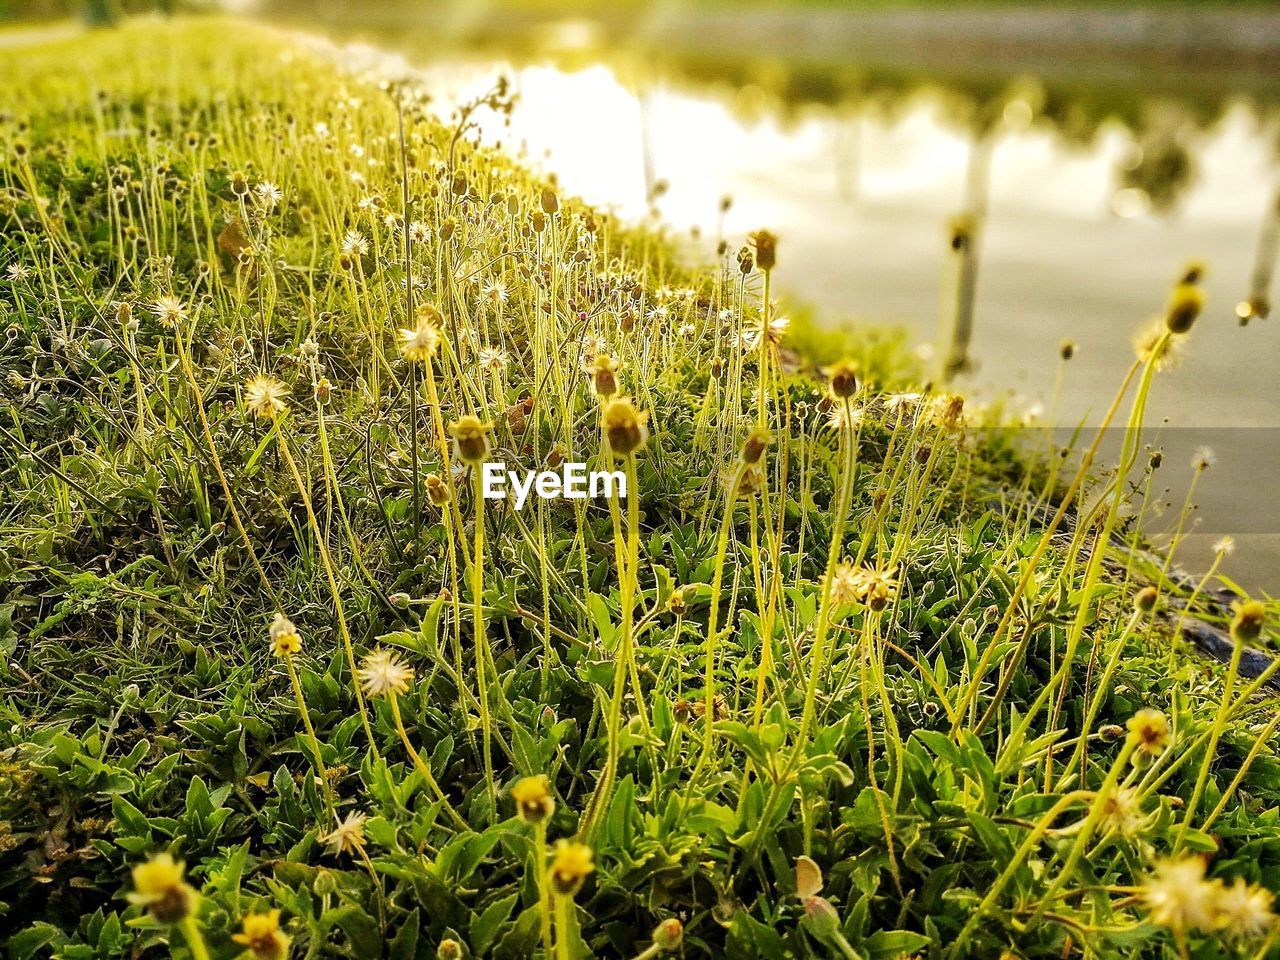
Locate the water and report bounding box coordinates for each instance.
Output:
[296,14,1280,593]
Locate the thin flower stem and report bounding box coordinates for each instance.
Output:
[274,423,377,754]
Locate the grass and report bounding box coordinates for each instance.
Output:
[1,17,1279,960]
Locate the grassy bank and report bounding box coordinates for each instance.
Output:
[1,18,1278,960]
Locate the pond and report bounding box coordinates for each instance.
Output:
[274,3,1280,593]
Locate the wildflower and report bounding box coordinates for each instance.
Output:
[1127,709,1170,758]
[479,346,510,375]
[548,841,594,897]
[5,263,30,282]
[883,393,922,415]
[1214,878,1274,940]
[244,375,289,420]
[437,940,463,960]
[150,295,188,327]
[601,398,648,455]
[825,359,858,399]
[425,473,451,507]
[749,230,778,271]
[128,852,195,923]
[1143,856,1219,934]
[665,589,687,616]
[482,279,508,306]
[1191,446,1216,471]
[340,231,369,256]
[740,428,771,465]
[357,649,414,698]
[931,394,966,433]
[321,811,367,856]
[1134,586,1159,613]
[1214,536,1236,557]
[1133,320,1183,370]
[1096,785,1146,837]
[268,612,302,658]
[450,415,493,464]
[586,352,621,398]
[829,562,862,607]
[232,910,290,960]
[398,319,441,363]
[510,775,555,824]
[255,181,283,209]
[1164,282,1204,335]
[408,220,430,243]
[651,918,683,952]
[1231,601,1266,644]
[744,314,789,351]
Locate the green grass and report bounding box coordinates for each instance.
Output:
[1,18,1279,960]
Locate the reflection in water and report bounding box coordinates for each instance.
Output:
[286,13,1280,590]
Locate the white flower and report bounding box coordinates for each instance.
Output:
[1192,446,1217,471]
[357,649,414,698]
[341,231,369,256]
[321,811,367,855]
[255,181,283,208]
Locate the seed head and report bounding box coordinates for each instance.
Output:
[1214,878,1275,941]
[1059,339,1076,361]
[398,315,441,363]
[601,397,648,456]
[150,295,188,328]
[321,811,367,856]
[357,649,414,698]
[244,375,289,420]
[1143,856,1219,934]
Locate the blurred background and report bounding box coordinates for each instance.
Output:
[5,0,1279,593]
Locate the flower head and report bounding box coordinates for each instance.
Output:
[1214,878,1274,941]
[450,415,493,464]
[150,295,188,328]
[1096,785,1146,837]
[232,909,290,960]
[268,612,302,658]
[510,775,555,825]
[244,375,289,420]
[398,318,441,363]
[586,352,621,398]
[601,397,648,456]
[1127,708,1170,758]
[548,841,594,897]
[1143,856,1219,934]
[824,359,858,399]
[128,852,195,923]
[357,649,414,699]
[322,811,367,856]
